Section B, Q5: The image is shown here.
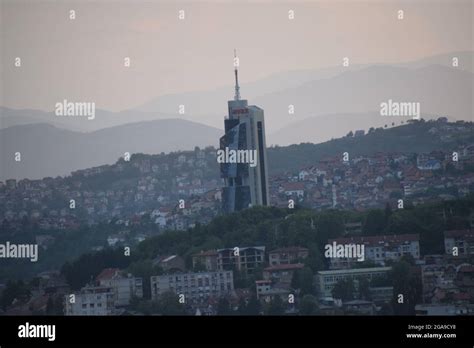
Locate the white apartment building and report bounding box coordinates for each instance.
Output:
[317,267,392,298]
[96,268,143,307]
[64,285,115,316]
[151,270,234,304]
[328,234,420,269]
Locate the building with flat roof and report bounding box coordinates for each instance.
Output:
[217,246,265,275]
[317,267,392,298]
[328,234,419,269]
[151,270,234,304]
[95,268,143,307]
[64,285,115,316]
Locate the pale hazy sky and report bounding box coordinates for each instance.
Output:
[1,0,473,112]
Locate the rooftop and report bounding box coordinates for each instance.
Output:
[269,246,309,254]
[264,263,305,272]
[444,229,474,238]
[95,268,120,282]
[329,234,419,247]
[318,266,392,276]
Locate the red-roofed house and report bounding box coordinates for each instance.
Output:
[96,268,121,282]
[280,182,305,198]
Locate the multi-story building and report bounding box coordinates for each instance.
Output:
[96,268,143,307]
[217,246,265,274]
[444,230,474,255]
[369,286,394,304]
[327,234,420,269]
[150,271,234,304]
[64,285,115,316]
[220,52,269,212]
[317,267,392,298]
[268,247,309,265]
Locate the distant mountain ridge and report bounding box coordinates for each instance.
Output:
[1,51,472,180]
[1,118,472,181]
[0,119,222,180]
[2,51,472,134]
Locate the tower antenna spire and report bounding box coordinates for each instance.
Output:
[234,49,241,101]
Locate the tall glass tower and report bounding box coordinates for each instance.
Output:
[220,51,270,213]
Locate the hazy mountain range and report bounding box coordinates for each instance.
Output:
[0,120,222,180]
[137,51,474,133]
[0,51,472,180]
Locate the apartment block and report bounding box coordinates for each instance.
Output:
[64,285,115,316]
[328,234,420,269]
[317,267,392,298]
[151,270,234,304]
[217,246,265,274]
[96,268,143,307]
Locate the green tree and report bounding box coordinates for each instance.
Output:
[299,267,315,295]
[217,298,232,315]
[299,294,319,315]
[236,297,248,315]
[266,296,285,315]
[391,261,421,315]
[292,267,314,295]
[61,248,131,290]
[332,278,355,301]
[245,296,261,315]
[358,277,371,300]
[193,260,206,272]
[363,209,386,235]
[384,203,392,225]
[304,244,324,272]
[157,291,186,315]
[46,297,54,315]
[291,269,300,290]
[0,280,30,310]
